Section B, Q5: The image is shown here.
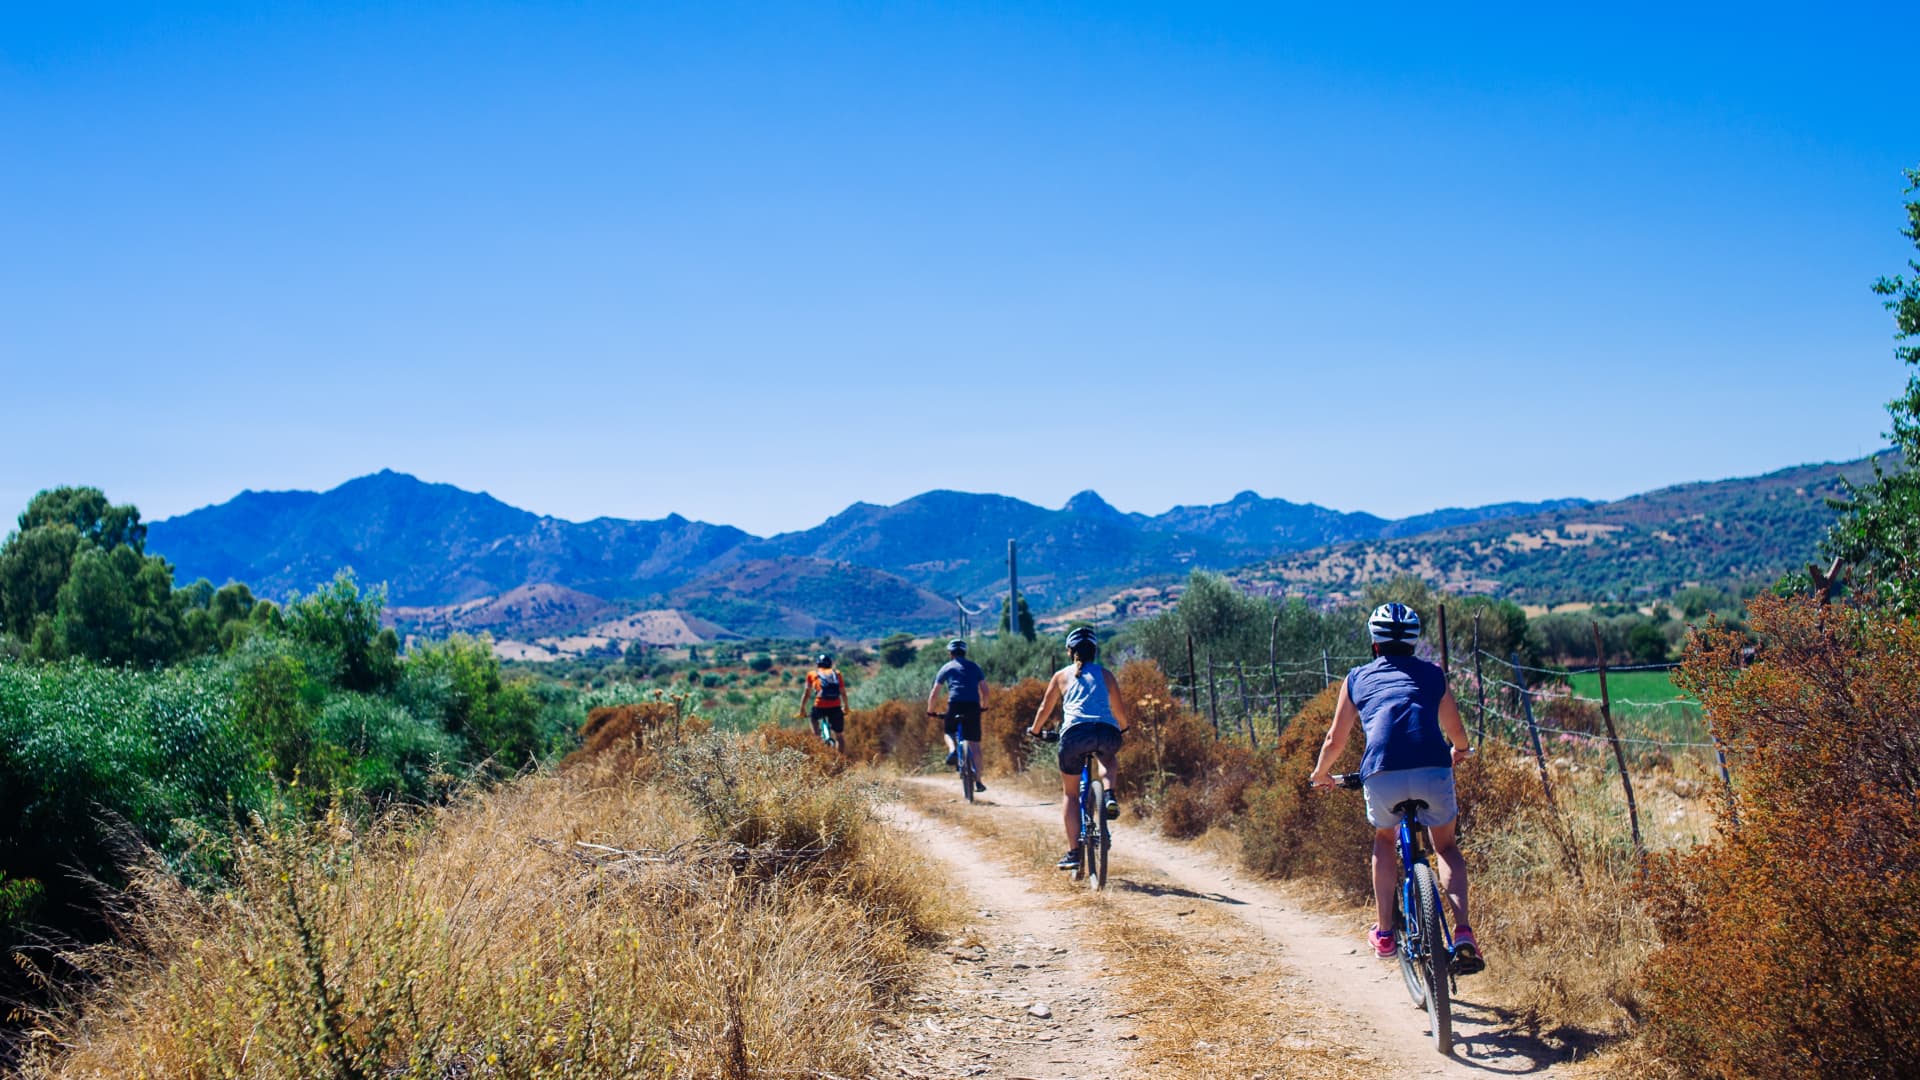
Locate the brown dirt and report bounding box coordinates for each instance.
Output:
[885,775,1587,1079]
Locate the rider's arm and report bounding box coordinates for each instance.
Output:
[1028,672,1064,736]
[1309,678,1359,787]
[926,674,943,716]
[1438,689,1472,765]
[1101,667,1131,733]
[799,673,815,713]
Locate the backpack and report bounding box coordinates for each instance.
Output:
[816,670,843,704]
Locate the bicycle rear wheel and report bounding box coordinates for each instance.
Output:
[1410,861,1452,1054]
[1087,779,1109,891]
[961,750,976,803]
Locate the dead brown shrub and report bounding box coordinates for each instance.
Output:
[1237,686,1373,896]
[1637,595,1920,1078]
[842,699,942,768]
[754,722,850,776]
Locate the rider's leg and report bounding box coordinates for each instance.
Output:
[1060,771,1081,849]
[1428,820,1472,931]
[1372,827,1398,933]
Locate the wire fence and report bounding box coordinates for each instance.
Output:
[1162,610,1739,859]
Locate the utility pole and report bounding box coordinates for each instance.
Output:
[1006,539,1019,637]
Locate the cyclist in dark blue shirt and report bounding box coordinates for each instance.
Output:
[928,639,990,790]
[1309,603,1483,974]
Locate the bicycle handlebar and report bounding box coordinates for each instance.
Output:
[1330,772,1364,790]
[1033,729,1061,744]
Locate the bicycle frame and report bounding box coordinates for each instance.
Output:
[1394,807,1455,965]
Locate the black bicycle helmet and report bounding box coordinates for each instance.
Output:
[1367,603,1422,645]
[947,638,967,654]
[816,653,834,667]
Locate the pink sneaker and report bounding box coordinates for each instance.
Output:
[1368,927,1395,959]
[1451,927,1485,976]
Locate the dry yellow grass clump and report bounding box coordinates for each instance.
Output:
[23,733,945,1079]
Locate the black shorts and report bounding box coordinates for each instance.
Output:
[942,700,983,742]
[1057,723,1122,774]
[810,706,845,733]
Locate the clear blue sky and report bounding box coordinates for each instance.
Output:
[3,2,1915,536]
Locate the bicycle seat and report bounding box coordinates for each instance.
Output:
[1390,798,1429,818]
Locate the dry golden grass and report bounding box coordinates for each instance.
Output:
[23,735,946,1079]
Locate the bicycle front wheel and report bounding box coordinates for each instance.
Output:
[1087,779,1110,891]
[1410,861,1452,1055]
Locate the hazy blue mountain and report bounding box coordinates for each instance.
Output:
[148,471,752,605]
[139,468,1633,637]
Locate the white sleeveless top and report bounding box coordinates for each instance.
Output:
[1060,662,1117,732]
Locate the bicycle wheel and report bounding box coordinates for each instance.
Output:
[1395,906,1425,1009]
[961,751,976,804]
[1410,861,1452,1055]
[1088,778,1109,891]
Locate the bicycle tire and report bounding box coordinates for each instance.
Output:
[1071,778,1090,882]
[1088,778,1109,891]
[1410,861,1452,1055]
[961,752,975,803]
[1395,907,1425,1009]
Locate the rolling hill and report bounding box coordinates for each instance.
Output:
[1236,456,1888,605]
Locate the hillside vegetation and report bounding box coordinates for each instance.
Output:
[1241,456,1886,606]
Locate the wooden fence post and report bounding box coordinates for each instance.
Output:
[1206,655,1220,738]
[1471,613,1486,740]
[1438,603,1450,673]
[1186,633,1197,711]
[1236,660,1257,749]
[1511,650,1583,882]
[1321,648,1332,689]
[1591,623,1644,861]
[1268,613,1281,741]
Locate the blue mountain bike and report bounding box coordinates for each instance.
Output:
[1333,771,1457,1055]
[1038,731,1110,890]
[929,711,980,803]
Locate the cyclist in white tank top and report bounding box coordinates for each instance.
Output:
[1029,627,1131,871]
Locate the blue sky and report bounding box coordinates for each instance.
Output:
[2,2,1915,536]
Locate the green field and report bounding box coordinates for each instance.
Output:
[1567,669,1706,745]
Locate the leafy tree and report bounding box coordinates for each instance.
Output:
[1827,166,1920,615]
[998,593,1036,641]
[877,632,917,668]
[283,571,400,693]
[15,487,144,553]
[1628,621,1671,664]
[0,524,82,640]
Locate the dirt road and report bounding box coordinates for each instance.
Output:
[879,775,1578,1079]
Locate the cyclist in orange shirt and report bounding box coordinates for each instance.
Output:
[799,653,851,750]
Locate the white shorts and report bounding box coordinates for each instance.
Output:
[1363,766,1458,830]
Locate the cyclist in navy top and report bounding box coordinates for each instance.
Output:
[928,639,990,790]
[1310,603,1484,974]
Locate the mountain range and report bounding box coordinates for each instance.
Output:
[142,471,1587,638]
[141,457,1875,640]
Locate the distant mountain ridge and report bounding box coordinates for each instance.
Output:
[146,472,1589,635]
[1238,456,1888,606]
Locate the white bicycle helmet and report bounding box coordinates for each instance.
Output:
[1367,602,1422,645]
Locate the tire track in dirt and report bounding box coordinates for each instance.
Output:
[894,776,1578,1079]
[871,799,1137,1080]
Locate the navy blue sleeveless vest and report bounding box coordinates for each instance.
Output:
[1345,655,1452,777]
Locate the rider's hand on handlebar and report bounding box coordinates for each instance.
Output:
[1451,745,1474,767]
[1309,769,1335,790]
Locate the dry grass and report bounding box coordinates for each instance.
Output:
[22,734,946,1079]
